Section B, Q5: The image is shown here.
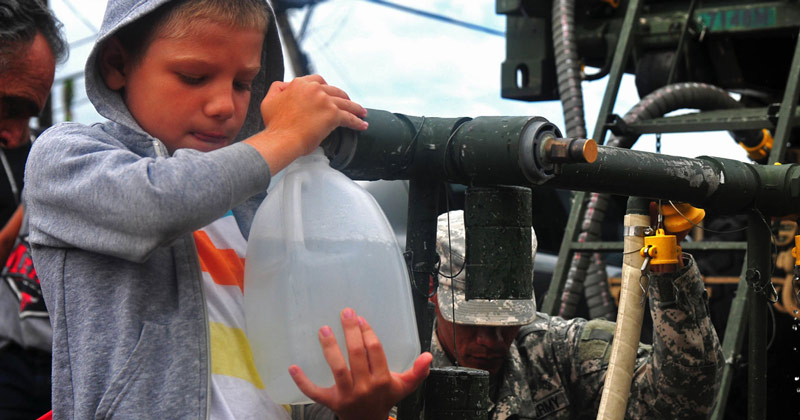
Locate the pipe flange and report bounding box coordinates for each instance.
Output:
[518,118,563,184]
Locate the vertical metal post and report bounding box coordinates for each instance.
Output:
[713,39,797,417]
[745,211,770,420]
[710,267,750,420]
[546,0,644,315]
[274,9,312,77]
[397,180,441,420]
[770,28,800,163]
[591,0,644,147]
[543,193,587,315]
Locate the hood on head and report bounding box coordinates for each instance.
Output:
[85,0,284,141]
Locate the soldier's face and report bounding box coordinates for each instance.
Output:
[436,309,520,375]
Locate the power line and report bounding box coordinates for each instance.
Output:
[60,0,99,33]
[362,0,503,37]
[69,34,97,49]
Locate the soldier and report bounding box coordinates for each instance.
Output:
[0,1,67,418]
[430,209,723,419]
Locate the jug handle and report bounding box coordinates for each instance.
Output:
[284,168,307,245]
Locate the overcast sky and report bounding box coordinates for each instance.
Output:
[47,0,750,162]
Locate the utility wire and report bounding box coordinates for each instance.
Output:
[362,0,504,37]
[297,4,316,42]
[60,0,99,33]
[69,34,97,49]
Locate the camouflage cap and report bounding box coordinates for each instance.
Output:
[436,210,537,326]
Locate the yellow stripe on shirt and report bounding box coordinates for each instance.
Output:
[209,321,265,389]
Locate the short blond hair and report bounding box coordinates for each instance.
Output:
[113,0,269,65]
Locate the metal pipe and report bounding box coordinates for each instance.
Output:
[710,268,750,420]
[396,179,441,420]
[745,212,770,420]
[323,110,800,216]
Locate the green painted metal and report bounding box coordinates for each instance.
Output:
[423,367,490,420]
[541,193,587,315]
[396,180,441,420]
[745,212,771,419]
[546,0,644,316]
[710,268,750,420]
[322,109,564,185]
[567,240,747,252]
[770,28,800,164]
[498,6,558,101]
[594,0,643,147]
[621,106,800,134]
[635,2,798,44]
[708,28,800,420]
[692,3,800,34]
[551,148,800,216]
[464,186,533,300]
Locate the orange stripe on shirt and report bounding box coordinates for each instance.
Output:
[194,230,246,293]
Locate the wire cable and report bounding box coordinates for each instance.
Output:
[60,0,99,33]
[362,0,503,37]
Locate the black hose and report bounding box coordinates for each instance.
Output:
[553,0,616,320]
[552,0,616,319]
[609,82,764,148]
[552,0,588,139]
[552,0,591,318]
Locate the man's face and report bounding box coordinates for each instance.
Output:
[111,20,263,154]
[0,33,56,149]
[435,299,521,375]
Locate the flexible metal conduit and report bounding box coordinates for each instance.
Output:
[552,0,587,139]
[552,0,612,321]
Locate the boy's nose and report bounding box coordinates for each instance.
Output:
[205,87,235,120]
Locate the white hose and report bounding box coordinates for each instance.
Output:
[596,213,650,420]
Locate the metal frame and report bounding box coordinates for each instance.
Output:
[547,1,800,417]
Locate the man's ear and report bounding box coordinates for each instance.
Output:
[99,37,129,91]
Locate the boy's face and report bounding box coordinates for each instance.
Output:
[115,21,263,154]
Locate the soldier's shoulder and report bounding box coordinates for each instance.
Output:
[517,313,585,343]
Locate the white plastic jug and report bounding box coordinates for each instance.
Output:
[243,148,420,404]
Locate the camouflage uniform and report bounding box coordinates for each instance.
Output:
[430,254,723,420]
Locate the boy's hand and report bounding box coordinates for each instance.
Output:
[289,308,432,420]
[248,75,368,175]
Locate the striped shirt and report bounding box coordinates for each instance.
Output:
[195,212,291,420]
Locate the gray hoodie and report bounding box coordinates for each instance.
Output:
[24,0,284,418]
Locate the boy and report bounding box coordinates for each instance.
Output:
[24,0,430,419]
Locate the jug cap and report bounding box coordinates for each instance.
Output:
[292,147,330,165]
[435,210,537,327]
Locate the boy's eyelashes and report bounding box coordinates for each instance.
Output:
[178,73,205,85]
[176,73,252,92]
[234,81,253,92]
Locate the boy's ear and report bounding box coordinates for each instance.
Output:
[99,37,129,91]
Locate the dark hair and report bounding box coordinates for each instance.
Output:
[0,0,68,70]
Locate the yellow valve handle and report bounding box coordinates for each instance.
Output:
[660,202,705,233]
[739,129,773,161]
[792,235,800,266]
[641,229,680,265]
